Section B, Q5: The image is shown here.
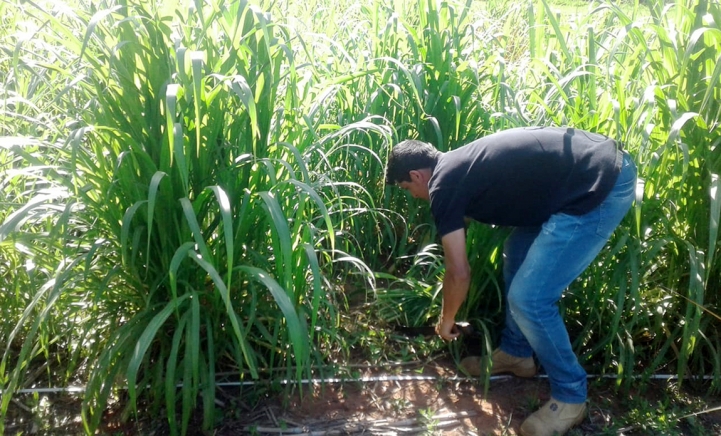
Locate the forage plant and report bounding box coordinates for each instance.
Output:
[293,0,721,388]
[1,0,721,435]
[1,0,387,434]
[525,0,721,385]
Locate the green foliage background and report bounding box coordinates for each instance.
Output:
[1,0,720,433]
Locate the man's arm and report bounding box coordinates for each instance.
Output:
[436,228,471,340]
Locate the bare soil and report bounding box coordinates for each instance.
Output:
[5,357,721,435]
[215,358,721,436]
[222,371,550,435]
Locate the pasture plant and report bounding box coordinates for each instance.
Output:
[287,0,721,387]
[1,0,721,434]
[1,0,383,433]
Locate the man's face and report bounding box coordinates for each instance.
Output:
[398,170,430,201]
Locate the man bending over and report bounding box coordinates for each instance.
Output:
[385,126,636,436]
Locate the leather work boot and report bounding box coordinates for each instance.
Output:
[519,398,587,436]
[459,348,536,377]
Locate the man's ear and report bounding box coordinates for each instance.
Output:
[409,169,423,182]
[409,169,431,183]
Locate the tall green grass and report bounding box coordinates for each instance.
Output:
[1,0,382,433]
[1,0,720,434]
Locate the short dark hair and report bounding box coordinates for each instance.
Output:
[385,139,440,185]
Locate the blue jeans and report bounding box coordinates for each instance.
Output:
[499,151,637,404]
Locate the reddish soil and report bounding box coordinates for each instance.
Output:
[230,375,550,435]
[5,358,721,435]
[215,358,721,435]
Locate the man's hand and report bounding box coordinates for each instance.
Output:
[436,316,460,341]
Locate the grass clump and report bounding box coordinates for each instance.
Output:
[1,0,721,434]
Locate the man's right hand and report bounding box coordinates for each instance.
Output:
[436,316,460,341]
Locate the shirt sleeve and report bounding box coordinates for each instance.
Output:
[430,188,468,237]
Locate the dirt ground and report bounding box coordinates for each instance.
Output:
[223,373,554,435]
[5,358,721,435]
[215,358,721,436]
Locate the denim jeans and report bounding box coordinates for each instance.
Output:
[499,151,637,404]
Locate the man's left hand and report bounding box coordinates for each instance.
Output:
[435,317,460,341]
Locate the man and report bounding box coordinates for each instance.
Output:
[385,126,637,436]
